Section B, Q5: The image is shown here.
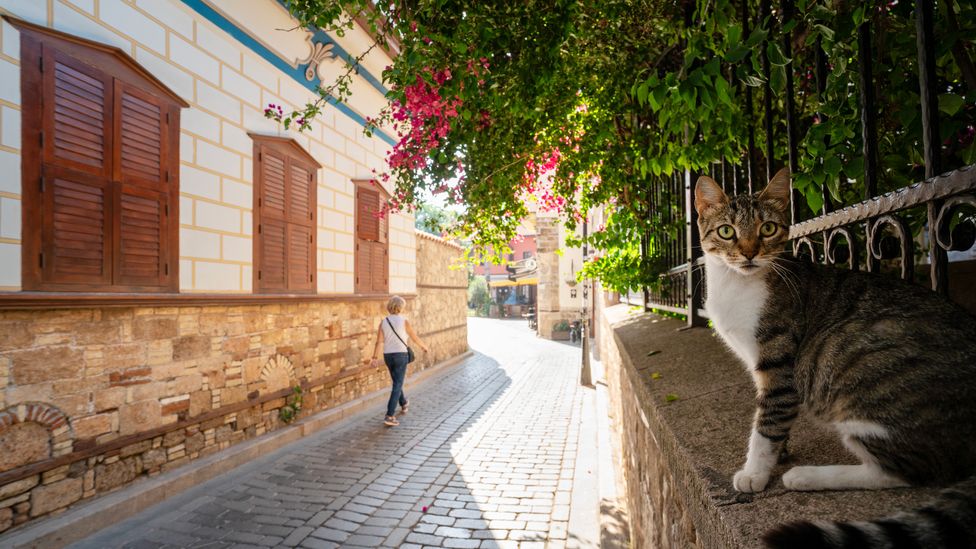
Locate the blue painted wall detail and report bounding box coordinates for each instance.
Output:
[180,0,396,147]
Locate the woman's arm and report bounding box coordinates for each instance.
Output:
[370,323,385,367]
[405,320,431,353]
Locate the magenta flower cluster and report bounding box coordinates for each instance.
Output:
[264,103,283,122]
[522,148,568,213]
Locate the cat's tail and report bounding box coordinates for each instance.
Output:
[763,476,976,549]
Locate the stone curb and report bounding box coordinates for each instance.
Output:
[1,351,474,549]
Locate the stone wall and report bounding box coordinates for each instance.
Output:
[598,306,700,549]
[413,232,469,364]
[0,234,469,535]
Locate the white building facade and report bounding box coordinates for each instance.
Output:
[0,0,416,297]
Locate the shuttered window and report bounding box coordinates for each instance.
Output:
[355,181,389,294]
[251,135,320,294]
[15,19,186,292]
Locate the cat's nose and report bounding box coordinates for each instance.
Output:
[742,249,758,260]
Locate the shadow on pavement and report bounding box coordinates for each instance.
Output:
[68,318,590,548]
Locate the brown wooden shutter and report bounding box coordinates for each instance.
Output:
[40,168,113,285]
[356,187,380,242]
[260,219,287,289]
[369,242,386,293]
[44,47,113,177]
[38,46,114,287]
[374,204,389,292]
[355,240,371,294]
[17,21,186,292]
[354,184,388,294]
[261,149,287,219]
[115,185,169,287]
[253,143,317,293]
[288,224,313,290]
[114,81,171,287]
[286,161,315,291]
[115,82,167,186]
[256,147,287,291]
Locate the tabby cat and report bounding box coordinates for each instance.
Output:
[695,169,976,548]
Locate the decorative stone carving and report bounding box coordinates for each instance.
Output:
[260,354,296,392]
[299,40,338,81]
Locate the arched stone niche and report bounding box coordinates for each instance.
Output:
[0,403,71,472]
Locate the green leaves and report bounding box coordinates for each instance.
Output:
[939,94,966,116]
[741,74,765,87]
[766,42,791,67]
[281,0,975,296]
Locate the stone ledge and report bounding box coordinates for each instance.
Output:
[600,304,936,548]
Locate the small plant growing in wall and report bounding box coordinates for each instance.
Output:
[279,386,303,424]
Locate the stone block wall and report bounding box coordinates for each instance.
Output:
[598,307,700,548]
[0,299,406,532]
[413,232,468,364]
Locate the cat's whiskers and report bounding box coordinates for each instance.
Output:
[766,260,802,304]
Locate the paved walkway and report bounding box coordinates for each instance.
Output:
[70,318,603,549]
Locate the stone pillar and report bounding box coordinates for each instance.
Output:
[536,217,562,339]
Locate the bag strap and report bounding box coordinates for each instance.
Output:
[385,317,409,348]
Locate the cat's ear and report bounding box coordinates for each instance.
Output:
[760,168,792,212]
[695,176,728,215]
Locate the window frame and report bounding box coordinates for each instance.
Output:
[250,133,321,294]
[11,17,187,293]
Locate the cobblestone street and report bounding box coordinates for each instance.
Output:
[69,318,603,549]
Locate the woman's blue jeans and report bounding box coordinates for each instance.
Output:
[384,352,409,417]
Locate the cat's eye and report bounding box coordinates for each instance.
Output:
[717,225,735,239]
[760,222,779,237]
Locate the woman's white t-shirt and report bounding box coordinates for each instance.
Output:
[382,315,409,354]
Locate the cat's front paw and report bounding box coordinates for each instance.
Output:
[733,468,770,493]
[782,466,824,491]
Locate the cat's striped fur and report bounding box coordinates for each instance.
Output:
[695,169,976,548]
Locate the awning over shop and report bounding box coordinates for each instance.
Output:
[488,277,539,287]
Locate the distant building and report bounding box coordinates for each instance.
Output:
[478,235,537,318]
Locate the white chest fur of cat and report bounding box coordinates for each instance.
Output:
[704,255,768,370]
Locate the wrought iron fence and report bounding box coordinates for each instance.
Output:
[633,0,976,325]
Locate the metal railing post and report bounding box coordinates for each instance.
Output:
[916,0,948,295]
[581,215,592,387]
[686,168,705,327]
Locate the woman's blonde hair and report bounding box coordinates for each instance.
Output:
[387,295,406,314]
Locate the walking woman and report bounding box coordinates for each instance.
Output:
[371,296,430,426]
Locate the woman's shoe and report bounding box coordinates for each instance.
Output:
[383,415,399,426]
[400,400,409,415]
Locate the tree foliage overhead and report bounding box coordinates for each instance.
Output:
[279,0,976,293]
[413,202,459,236]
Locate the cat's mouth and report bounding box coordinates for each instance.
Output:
[732,260,764,275]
